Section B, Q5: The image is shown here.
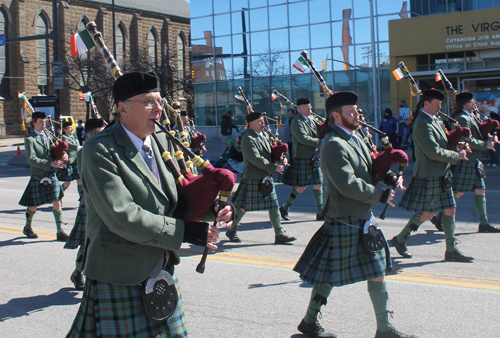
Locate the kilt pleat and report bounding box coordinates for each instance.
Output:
[66,273,187,338]
[398,176,456,213]
[294,217,388,287]
[281,158,323,186]
[64,203,86,249]
[19,171,64,207]
[231,178,279,211]
[451,160,485,192]
[59,161,80,181]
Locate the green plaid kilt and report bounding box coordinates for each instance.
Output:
[281,158,323,187]
[19,171,64,207]
[294,216,390,287]
[398,177,456,213]
[58,161,80,181]
[450,160,486,193]
[66,272,187,338]
[231,178,279,212]
[64,203,86,250]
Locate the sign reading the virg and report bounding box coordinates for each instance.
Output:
[389,7,500,56]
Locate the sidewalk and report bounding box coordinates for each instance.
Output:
[0,135,24,148]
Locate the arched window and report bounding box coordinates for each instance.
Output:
[116,23,126,65]
[35,14,49,95]
[0,9,7,86]
[176,33,185,97]
[147,28,157,70]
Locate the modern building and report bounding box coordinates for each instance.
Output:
[0,0,190,136]
[191,0,500,138]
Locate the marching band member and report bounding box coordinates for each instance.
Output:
[431,92,500,233]
[60,121,83,197]
[392,89,474,262]
[19,111,69,241]
[67,72,233,337]
[280,98,324,221]
[226,112,296,244]
[294,92,414,338]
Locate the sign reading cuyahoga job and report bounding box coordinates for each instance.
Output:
[389,7,500,56]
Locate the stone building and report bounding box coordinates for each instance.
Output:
[0,0,190,136]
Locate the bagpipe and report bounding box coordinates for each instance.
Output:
[18,92,68,161]
[472,100,499,139]
[435,69,472,148]
[272,89,329,139]
[393,62,422,125]
[236,86,288,163]
[84,21,237,274]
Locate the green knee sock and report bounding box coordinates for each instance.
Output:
[435,210,443,221]
[304,284,333,324]
[368,281,391,332]
[474,194,489,226]
[269,208,283,236]
[282,188,300,211]
[441,215,456,252]
[312,189,324,215]
[77,184,84,199]
[396,214,423,243]
[25,209,36,229]
[53,209,63,233]
[229,209,245,232]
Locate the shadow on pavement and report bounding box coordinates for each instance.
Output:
[0,287,81,322]
[0,237,47,248]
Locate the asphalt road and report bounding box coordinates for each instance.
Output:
[1,141,500,338]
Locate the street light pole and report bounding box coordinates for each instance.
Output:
[369,0,379,133]
[112,0,116,57]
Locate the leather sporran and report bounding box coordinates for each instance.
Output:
[361,216,385,253]
[259,176,273,197]
[310,154,320,169]
[57,166,69,181]
[476,161,486,179]
[142,270,178,323]
[39,177,54,195]
[442,169,453,192]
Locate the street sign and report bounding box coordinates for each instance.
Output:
[52,61,65,90]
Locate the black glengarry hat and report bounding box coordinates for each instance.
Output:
[421,89,445,101]
[32,111,46,119]
[456,92,473,103]
[297,97,310,106]
[62,121,73,129]
[326,91,358,113]
[246,111,263,123]
[85,118,105,133]
[113,72,160,104]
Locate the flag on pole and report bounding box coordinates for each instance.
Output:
[271,92,278,101]
[293,56,309,73]
[392,67,405,81]
[79,92,93,102]
[435,71,442,82]
[18,91,26,99]
[70,29,95,57]
[235,94,245,101]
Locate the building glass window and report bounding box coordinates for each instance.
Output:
[249,8,268,32]
[353,0,371,18]
[289,26,309,51]
[289,2,309,27]
[191,17,213,40]
[35,14,49,95]
[147,28,158,70]
[191,0,212,18]
[116,23,126,66]
[214,0,230,14]
[377,0,410,15]
[0,10,6,86]
[269,5,288,29]
[214,14,231,36]
[270,29,289,52]
[310,23,331,49]
[177,33,185,97]
[332,4,352,22]
[250,31,268,54]
[309,0,331,24]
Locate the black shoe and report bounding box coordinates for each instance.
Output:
[374,326,418,338]
[56,230,69,242]
[23,227,38,239]
[390,236,412,258]
[275,233,296,244]
[445,249,474,262]
[225,229,241,242]
[478,223,500,233]
[279,206,290,221]
[70,271,85,290]
[316,214,325,221]
[297,319,337,338]
[430,216,443,231]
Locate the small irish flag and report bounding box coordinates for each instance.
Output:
[435,71,442,82]
[392,67,405,81]
[293,56,309,73]
[70,29,95,57]
[235,94,244,101]
[79,92,93,102]
[271,92,278,101]
[18,91,26,99]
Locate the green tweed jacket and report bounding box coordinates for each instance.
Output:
[62,134,80,164]
[454,111,488,162]
[81,122,190,286]
[240,128,277,179]
[291,113,321,159]
[321,125,388,218]
[24,130,53,176]
[412,112,459,178]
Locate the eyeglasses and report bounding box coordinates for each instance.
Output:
[126,99,162,110]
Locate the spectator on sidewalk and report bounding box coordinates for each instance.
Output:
[220,111,238,152]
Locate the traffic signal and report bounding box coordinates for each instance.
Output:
[191,70,195,79]
[321,59,326,71]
